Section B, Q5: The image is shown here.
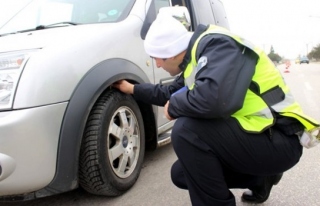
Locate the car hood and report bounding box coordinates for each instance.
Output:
[0,23,127,53]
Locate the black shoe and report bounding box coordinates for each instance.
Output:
[241,173,283,204]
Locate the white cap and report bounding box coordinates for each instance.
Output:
[144,13,193,58]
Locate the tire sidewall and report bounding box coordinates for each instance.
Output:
[97,91,145,191]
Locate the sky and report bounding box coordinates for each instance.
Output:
[0,0,320,59]
[222,0,320,59]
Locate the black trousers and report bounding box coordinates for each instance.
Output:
[170,117,303,206]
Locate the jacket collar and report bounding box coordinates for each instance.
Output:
[179,24,209,71]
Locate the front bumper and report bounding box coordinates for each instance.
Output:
[0,103,67,196]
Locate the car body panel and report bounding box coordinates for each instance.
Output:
[9,18,149,109]
[188,0,229,29]
[0,103,67,195]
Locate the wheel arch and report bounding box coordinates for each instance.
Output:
[35,58,157,197]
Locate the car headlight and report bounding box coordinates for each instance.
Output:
[0,50,37,110]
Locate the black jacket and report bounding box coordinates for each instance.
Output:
[134,24,258,119]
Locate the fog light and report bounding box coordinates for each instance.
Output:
[0,153,16,181]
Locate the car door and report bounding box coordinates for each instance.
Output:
[143,0,174,132]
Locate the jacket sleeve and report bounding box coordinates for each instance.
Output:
[168,34,258,119]
[133,74,185,106]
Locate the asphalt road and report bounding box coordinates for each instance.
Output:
[2,62,320,206]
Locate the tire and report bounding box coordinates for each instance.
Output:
[79,89,145,196]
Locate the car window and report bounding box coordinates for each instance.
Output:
[155,0,171,12]
[0,0,135,35]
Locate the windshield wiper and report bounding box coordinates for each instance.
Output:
[35,22,79,30]
[3,22,79,35]
[0,22,79,37]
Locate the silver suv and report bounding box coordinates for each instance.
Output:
[0,0,229,201]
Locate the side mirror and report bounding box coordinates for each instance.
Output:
[141,5,191,40]
[158,6,191,31]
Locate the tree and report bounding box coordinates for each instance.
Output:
[270,45,275,54]
[268,45,282,63]
[308,44,320,60]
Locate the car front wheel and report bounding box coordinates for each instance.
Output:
[79,89,145,196]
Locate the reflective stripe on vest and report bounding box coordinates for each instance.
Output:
[183,25,319,132]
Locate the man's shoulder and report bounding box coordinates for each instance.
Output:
[196,34,239,58]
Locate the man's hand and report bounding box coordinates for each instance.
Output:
[113,80,134,94]
[164,101,174,120]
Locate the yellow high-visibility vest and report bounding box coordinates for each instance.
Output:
[184,25,319,133]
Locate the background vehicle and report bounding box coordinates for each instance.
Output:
[300,56,309,64]
[0,0,229,201]
[295,58,300,64]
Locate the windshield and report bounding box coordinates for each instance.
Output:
[0,0,135,35]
